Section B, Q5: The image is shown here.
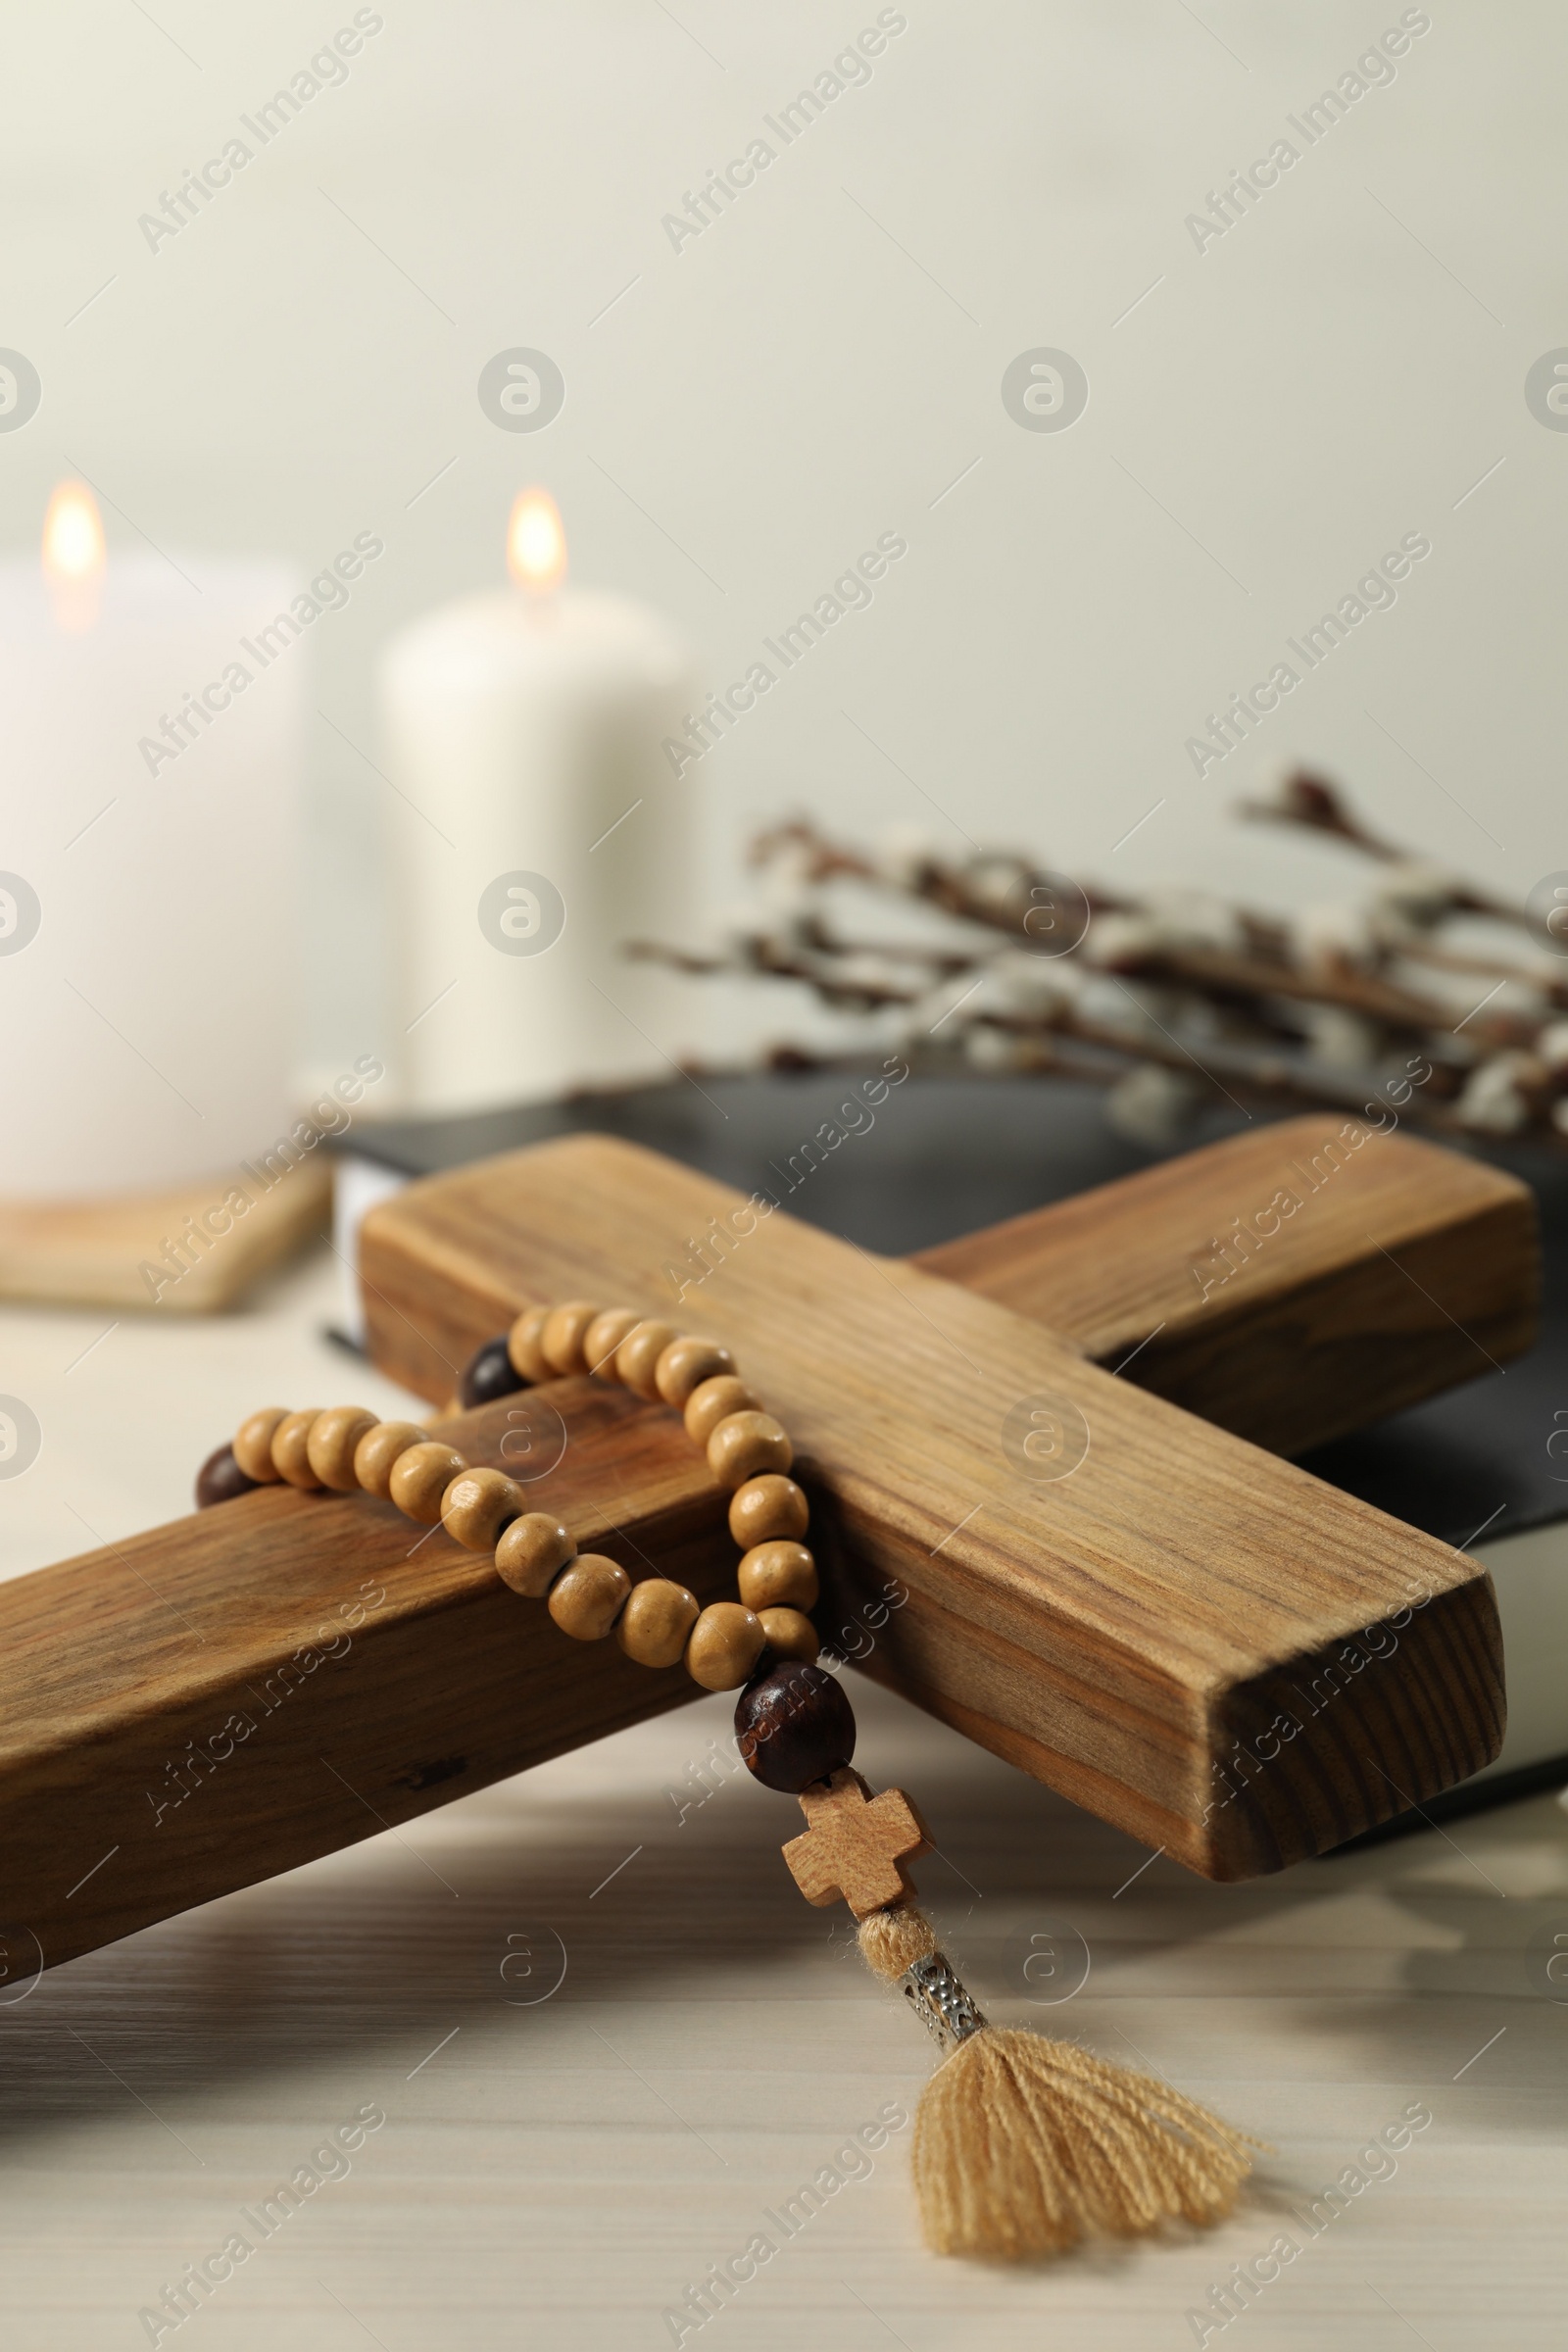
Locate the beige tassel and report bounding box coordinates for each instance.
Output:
[858,1902,1258,2260]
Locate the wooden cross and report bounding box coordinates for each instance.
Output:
[782,1769,934,1919]
[0,1109,1534,1984]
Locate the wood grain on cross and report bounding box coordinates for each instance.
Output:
[0,1112,1536,1983]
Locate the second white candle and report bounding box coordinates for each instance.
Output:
[380,494,697,1112]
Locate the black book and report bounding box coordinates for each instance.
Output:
[329,1071,1568,1836]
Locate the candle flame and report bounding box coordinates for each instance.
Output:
[508,488,566,595]
[42,479,106,632]
[43,480,106,586]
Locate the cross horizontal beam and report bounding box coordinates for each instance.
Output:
[0,1382,728,1981]
[913,1114,1536,1455]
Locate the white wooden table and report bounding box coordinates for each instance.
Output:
[2,1252,1565,2350]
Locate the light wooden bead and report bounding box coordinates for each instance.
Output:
[759,1606,819,1665]
[616,1577,700,1668]
[233,1408,288,1483]
[729,1474,809,1549]
[707,1410,792,1492]
[542,1300,599,1377]
[737,1540,818,1612]
[495,1512,575,1597]
[271,1409,326,1490]
[441,1467,524,1550]
[584,1307,641,1379]
[548,1553,631,1641]
[507,1304,551,1382]
[655,1336,736,1409]
[684,1374,761,1448]
[306,1406,379,1493]
[686,1601,766,1691]
[615,1320,679,1398]
[353,1419,427,1498]
[388,1441,469,1525]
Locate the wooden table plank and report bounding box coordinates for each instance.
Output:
[0,1672,1560,2352]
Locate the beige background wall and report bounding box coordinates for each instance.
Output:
[3,1,1560,1080]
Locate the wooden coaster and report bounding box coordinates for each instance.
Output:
[0,1157,330,1312]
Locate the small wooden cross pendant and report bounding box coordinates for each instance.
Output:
[781,1767,934,1919]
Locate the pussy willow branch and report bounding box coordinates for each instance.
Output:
[641,943,1488,1136]
[631,770,1568,1150]
[1236,772,1525,925]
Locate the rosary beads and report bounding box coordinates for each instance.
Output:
[216,1303,819,1695]
[198,1298,1255,2261]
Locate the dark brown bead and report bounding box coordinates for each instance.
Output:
[194,1443,260,1510]
[733,1660,857,1794]
[460,1334,527,1409]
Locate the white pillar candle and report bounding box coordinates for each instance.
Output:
[379,491,696,1112]
[0,485,303,1199]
